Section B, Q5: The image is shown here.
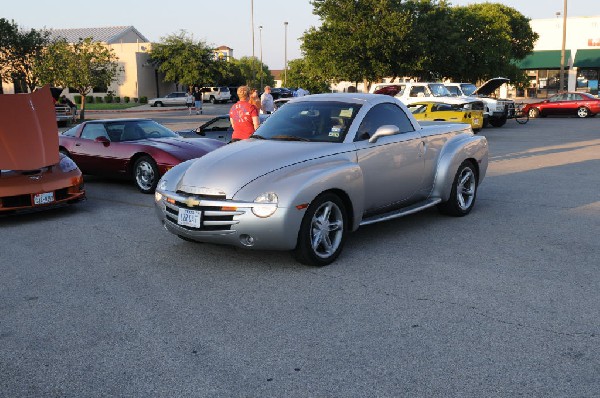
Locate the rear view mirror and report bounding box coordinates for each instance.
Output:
[95,136,110,146]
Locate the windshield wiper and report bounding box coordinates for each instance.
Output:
[251,134,267,140]
[270,135,311,142]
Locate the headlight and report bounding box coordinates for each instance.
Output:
[59,155,78,172]
[158,178,167,191]
[252,192,278,218]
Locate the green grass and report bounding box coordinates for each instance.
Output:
[81,102,142,110]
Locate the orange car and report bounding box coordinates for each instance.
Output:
[0,86,85,213]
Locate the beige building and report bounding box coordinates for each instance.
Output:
[1,26,178,99]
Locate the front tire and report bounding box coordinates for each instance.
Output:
[489,116,507,127]
[293,193,347,266]
[133,156,159,194]
[437,160,478,217]
[577,106,590,118]
[210,96,216,104]
[155,102,163,108]
[528,108,540,118]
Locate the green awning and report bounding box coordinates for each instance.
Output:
[573,49,600,67]
[517,50,571,69]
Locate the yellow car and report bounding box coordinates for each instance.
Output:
[407,101,484,132]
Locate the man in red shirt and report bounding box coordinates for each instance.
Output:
[229,86,259,141]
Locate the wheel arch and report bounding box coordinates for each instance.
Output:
[431,135,487,202]
[127,152,154,176]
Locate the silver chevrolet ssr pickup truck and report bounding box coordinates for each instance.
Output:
[155,93,488,266]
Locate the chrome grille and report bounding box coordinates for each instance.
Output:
[164,199,244,232]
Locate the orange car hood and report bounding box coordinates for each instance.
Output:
[0,86,59,170]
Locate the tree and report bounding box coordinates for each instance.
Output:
[38,38,119,120]
[149,31,215,89]
[439,3,538,83]
[0,18,50,92]
[286,58,330,94]
[231,56,274,89]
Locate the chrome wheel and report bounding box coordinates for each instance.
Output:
[134,156,158,193]
[294,193,347,266]
[577,107,589,118]
[310,201,344,259]
[437,160,478,216]
[456,167,476,211]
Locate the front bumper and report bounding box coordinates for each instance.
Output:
[154,190,304,250]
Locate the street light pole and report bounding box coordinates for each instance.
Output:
[559,0,567,92]
[259,25,263,91]
[251,0,255,87]
[284,21,288,87]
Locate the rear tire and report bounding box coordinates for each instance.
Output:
[293,193,347,266]
[577,106,590,118]
[155,102,164,108]
[437,160,478,217]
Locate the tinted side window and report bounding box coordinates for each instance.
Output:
[355,103,415,141]
[81,124,109,140]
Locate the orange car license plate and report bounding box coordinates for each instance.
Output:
[33,192,54,205]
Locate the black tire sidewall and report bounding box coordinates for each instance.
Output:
[438,160,477,216]
[133,156,159,193]
[293,193,348,266]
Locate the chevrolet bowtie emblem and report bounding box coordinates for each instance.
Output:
[184,197,200,207]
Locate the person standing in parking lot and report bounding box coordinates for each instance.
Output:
[261,86,274,114]
[193,87,203,114]
[186,90,194,115]
[229,86,259,142]
[250,88,262,112]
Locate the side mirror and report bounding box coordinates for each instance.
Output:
[95,136,110,147]
[368,125,400,143]
[195,127,205,136]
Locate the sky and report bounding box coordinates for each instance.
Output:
[2,0,599,70]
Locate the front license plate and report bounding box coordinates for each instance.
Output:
[33,192,54,205]
[178,208,201,228]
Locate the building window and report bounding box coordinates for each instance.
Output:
[576,69,599,95]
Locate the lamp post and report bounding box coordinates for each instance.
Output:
[559,0,567,92]
[251,0,255,87]
[284,21,288,87]
[259,25,263,91]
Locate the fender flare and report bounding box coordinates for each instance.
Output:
[431,134,488,201]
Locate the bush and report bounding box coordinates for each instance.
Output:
[124,96,130,103]
[104,95,113,103]
[133,97,138,103]
[85,95,94,104]
[95,96,103,103]
[114,96,121,103]
[139,96,148,104]
[74,95,82,104]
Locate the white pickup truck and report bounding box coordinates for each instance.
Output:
[445,78,515,128]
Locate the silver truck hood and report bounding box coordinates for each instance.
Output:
[176,139,345,198]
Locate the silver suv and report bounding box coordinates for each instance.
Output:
[201,87,231,104]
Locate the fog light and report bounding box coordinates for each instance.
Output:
[240,234,255,247]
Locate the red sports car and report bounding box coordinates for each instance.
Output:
[1,86,85,214]
[523,92,600,118]
[59,118,225,193]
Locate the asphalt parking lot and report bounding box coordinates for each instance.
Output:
[2,111,600,397]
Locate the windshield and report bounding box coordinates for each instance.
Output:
[428,84,452,97]
[460,84,478,96]
[253,101,361,143]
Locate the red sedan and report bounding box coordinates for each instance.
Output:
[59,118,225,193]
[523,92,600,118]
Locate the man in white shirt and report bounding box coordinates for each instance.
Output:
[295,87,309,97]
[260,86,275,114]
